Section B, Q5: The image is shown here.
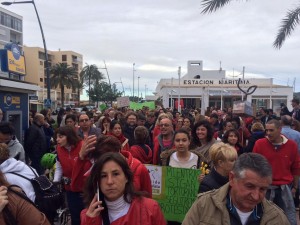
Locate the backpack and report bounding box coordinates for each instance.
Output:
[8,165,64,219]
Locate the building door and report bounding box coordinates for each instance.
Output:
[5,111,22,144]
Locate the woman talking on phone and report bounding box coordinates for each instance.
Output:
[80,152,166,225]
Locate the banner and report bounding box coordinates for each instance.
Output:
[146,165,200,222]
[129,101,155,110]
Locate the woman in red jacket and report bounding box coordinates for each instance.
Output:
[108,120,130,151]
[71,135,152,198]
[81,152,166,225]
[54,125,84,225]
[130,126,153,164]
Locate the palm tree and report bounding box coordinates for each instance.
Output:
[50,63,77,107]
[201,0,300,48]
[80,64,105,105]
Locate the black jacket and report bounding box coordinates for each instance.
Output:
[24,122,47,157]
[123,124,136,147]
[199,167,228,193]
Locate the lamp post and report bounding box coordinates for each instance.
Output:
[2,0,51,102]
[178,66,181,113]
[133,63,135,98]
[221,78,225,110]
[137,76,140,102]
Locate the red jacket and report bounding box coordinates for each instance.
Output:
[130,144,153,164]
[107,133,130,152]
[71,151,152,198]
[80,197,166,225]
[56,140,83,191]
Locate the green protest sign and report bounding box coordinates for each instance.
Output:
[129,101,155,110]
[146,165,200,222]
[99,103,107,112]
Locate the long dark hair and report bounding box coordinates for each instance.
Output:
[56,125,81,146]
[192,120,214,146]
[83,152,136,207]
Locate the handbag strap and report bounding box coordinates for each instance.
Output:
[26,165,39,178]
[7,172,31,182]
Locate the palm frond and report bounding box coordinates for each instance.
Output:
[273,6,300,49]
[201,0,233,14]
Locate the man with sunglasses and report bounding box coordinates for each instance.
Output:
[153,118,174,165]
[0,122,25,162]
[77,114,101,139]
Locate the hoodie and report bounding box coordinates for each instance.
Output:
[7,136,26,162]
[0,158,36,201]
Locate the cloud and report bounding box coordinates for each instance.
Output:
[4,0,300,97]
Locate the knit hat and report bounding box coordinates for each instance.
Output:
[251,122,265,133]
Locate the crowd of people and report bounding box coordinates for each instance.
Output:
[0,97,300,224]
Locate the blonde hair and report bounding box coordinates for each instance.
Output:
[0,143,9,164]
[209,142,237,166]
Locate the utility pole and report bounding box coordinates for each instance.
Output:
[133,63,135,98]
[178,66,181,113]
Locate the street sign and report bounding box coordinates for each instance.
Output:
[29,95,38,101]
[44,98,52,107]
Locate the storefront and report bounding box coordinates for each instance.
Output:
[155,60,294,116]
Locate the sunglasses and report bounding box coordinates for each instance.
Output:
[159,124,171,127]
[79,119,89,122]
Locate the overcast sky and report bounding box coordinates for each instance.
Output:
[3,0,300,97]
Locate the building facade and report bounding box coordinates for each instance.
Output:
[155,60,294,116]
[0,7,39,143]
[0,7,22,49]
[23,46,83,110]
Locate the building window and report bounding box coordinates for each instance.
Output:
[62,55,67,61]
[0,11,22,32]
[40,78,43,82]
[40,61,43,65]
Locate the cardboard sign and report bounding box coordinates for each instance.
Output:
[117,97,130,108]
[146,165,200,222]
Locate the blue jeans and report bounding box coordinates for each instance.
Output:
[66,191,84,225]
[266,186,297,225]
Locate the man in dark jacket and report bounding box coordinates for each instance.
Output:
[24,113,48,174]
[280,98,300,122]
[123,112,137,146]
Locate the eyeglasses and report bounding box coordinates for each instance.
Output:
[79,119,89,122]
[159,124,171,127]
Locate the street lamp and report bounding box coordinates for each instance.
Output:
[2,0,51,103]
[133,63,135,98]
[137,76,140,102]
[178,66,181,113]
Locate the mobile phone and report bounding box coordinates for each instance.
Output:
[97,183,100,202]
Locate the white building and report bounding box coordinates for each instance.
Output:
[155,60,294,116]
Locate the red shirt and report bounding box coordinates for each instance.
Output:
[253,136,300,185]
